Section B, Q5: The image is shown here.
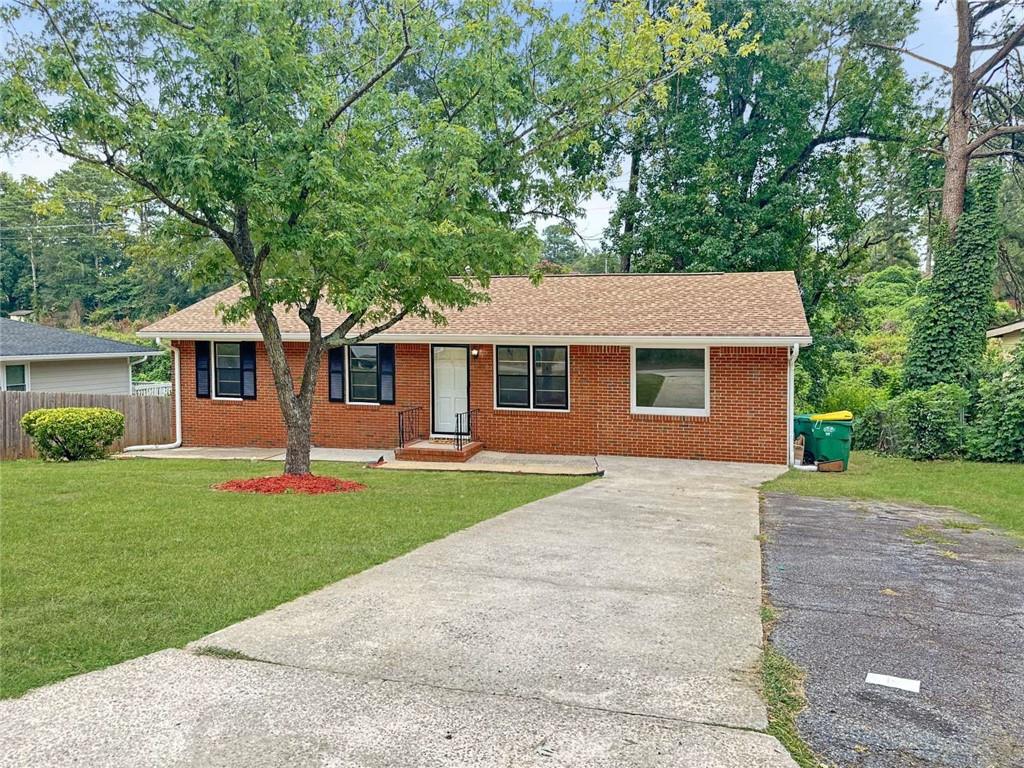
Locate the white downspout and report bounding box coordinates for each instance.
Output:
[787,342,800,466]
[125,344,182,451]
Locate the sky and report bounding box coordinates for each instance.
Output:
[1,2,958,245]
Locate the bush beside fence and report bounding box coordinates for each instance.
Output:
[0,391,172,459]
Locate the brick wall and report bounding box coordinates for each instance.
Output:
[173,340,789,464]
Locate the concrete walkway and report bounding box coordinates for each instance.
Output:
[1,457,795,767]
[122,446,601,475]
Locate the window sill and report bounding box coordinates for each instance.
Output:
[631,407,709,418]
[494,405,571,413]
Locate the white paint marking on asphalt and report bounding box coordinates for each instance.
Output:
[865,673,920,693]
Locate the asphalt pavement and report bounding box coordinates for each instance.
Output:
[762,493,1024,768]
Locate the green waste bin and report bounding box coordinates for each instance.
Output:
[810,416,853,469]
[794,412,854,469]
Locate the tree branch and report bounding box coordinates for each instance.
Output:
[322,9,416,133]
[972,147,1024,159]
[966,123,1024,154]
[971,22,1024,83]
[138,1,195,31]
[349,309,410,344]
[865,42,952,73]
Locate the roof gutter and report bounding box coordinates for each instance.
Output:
[124,344,181,452]
[0,350,164,362]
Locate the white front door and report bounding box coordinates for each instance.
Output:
[432,346,469,434]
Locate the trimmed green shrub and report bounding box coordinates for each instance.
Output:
[21,407,125,461]
[967,346,1024,462]
[879,384,969,460]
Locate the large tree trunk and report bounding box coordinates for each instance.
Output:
[941,0,975,232]
[619,142,642,273]
[251,301,324,476]
[282,395,315,475]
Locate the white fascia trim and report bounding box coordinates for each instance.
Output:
[0,351,164,362]
[139,331,813,347]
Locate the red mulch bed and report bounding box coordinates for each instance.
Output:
[213,474,367,495]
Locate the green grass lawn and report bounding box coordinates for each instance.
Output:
[764,450,1024,535]
[0,458,588,698]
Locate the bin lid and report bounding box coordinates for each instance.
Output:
[810,410,854,421]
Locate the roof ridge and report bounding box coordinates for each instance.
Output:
[486,270,796,279]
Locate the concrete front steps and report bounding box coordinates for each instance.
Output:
[393,439,484,463]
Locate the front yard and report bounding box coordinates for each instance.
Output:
[764,450,1024,534]
[0,458,588,699]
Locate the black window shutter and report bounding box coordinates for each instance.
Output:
[378,344,396,405]
[328,347,345,402]
[240,342,257,400]
[195,341,211,398]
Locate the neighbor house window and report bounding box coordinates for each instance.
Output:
[632,347,707,416]
[346,344,395,405]
[214,342,242,398]
[4,364,26,391]
[495,345,568,410]
[533,346,568,409]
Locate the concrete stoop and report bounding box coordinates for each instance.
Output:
[394,439,484,462]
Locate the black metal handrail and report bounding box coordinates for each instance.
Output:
[397,405,424,448]
[454,409,480,451]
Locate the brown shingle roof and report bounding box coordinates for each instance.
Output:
[140,272,811,342]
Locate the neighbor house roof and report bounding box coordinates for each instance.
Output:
[986,319,1024,338]
[139,272,812,345]
[0,318,159,361]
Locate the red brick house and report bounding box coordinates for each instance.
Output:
[139,272,811,465]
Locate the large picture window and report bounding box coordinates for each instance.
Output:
[632,347,707,416]
[495,345,568,410]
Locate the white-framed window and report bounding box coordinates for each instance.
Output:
[213,342,243,399]
[494,344,569,410]
[337,344,395,406]
[630,346,709,417]
[2,363,28,392]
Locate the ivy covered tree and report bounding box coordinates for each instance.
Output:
[2,0,743,474]
[904,165,1004,390]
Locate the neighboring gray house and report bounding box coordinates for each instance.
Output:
[0,318,161,395]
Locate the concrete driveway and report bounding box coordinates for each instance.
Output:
[2,457,794,767]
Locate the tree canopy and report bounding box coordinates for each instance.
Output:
[2,0,745,472]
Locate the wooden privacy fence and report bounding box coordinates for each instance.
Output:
[0,391,173,460]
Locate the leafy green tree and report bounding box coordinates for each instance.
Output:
[2,0,741,474]
[904,165,1004,390]
[0,172,48,313]
[604,0,919,280]
[540,224,588,267]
